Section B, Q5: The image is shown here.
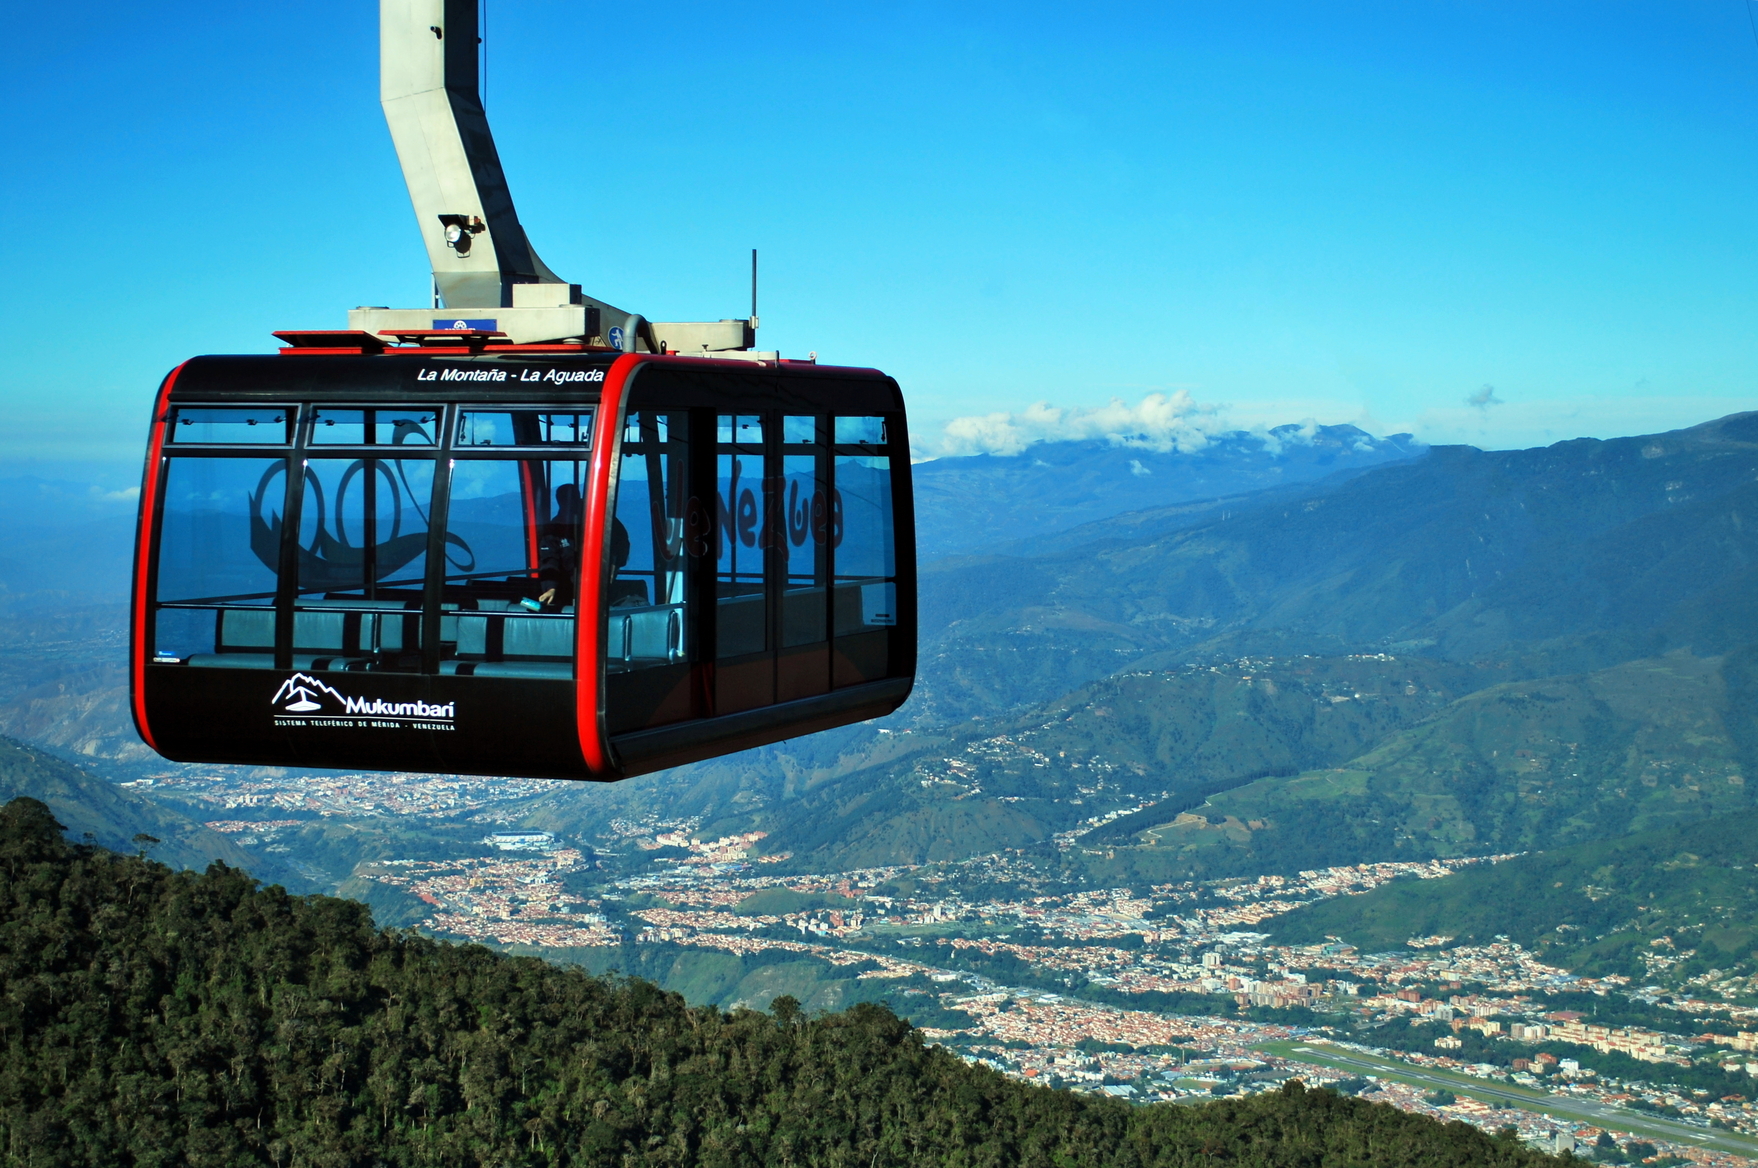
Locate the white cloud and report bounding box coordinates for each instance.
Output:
[932,391,1227,458]
[1250,419,1318,457]
[90,485,139,502]
[1465,384,1503,412]
[917,389,1758,461]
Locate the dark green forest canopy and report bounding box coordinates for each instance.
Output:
[0,798,1567,1167]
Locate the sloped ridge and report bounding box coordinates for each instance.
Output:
[1271,802,1758,984]
[708,654,1511,874]
[0,733,259,873]
[0,798,1562,1167]
[1093,651,1757,883]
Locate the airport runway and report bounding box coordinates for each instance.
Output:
[1260,1041,1758,1158]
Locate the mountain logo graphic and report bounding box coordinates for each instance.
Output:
[271,673,346,713]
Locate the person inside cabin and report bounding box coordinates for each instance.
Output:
[534,483,648,609]
[606,518,647,606]
[535,483,583,608]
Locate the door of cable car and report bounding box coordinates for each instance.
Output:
[599,394,911,772]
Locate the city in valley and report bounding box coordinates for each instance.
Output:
[133,763,1758,1168]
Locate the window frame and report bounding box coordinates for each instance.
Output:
[164,404,298,447]
[600,397,910,735]
[149,402,584,675]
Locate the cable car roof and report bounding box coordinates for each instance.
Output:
[165,350,893,406]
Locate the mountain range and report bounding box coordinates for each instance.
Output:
[538,412,1758,881]
[0,733,259,874]
[910,423,1424,560]
[909,412,1758,722]
[0,472,139,614]
[7,411,1758,996]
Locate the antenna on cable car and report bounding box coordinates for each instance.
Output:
[351,0,768,359]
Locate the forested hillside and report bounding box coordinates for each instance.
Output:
[0,734,262,876]
[1272,804,1758,984]
[1074,649,1758,884]
[508,652,1505,876]
[0,798,1564,1168]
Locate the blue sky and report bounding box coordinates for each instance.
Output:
[5,1,1758,464]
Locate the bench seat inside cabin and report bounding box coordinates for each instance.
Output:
[186,600,576,678]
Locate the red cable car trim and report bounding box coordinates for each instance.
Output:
[517,460,540,579]
[576,353,643,775]
[129,361,188,752]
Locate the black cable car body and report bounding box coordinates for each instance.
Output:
[131,350,916,779]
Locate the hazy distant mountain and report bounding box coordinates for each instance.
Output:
[0,426,1419,611]
[0,733,265,874]
[910,411,1758,721]
[911,424,1425,561]
[0,605,149,773]
[0,474,139,613]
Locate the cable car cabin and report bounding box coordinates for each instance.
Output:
[130,349,916,780]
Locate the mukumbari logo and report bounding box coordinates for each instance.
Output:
[270,674,455,724]
[342,696,455,719]
[272,673,344,713]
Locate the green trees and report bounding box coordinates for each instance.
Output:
[0,798,1564,1166]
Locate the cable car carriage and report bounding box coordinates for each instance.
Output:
[128,1,914,780]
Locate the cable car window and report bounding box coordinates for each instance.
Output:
[310,407,439,446]
[445,460,530,584]
[456,409,593,447]
[833,416,898,686]
[441,457,585,678]
[167,407,292,445]
[781,416,828,649]
[152,456,286,666]
[293,456,435,670]
[716,414,767,659]
[834,416,887,447]
[609,411,691,672]
[833,454,895,622]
